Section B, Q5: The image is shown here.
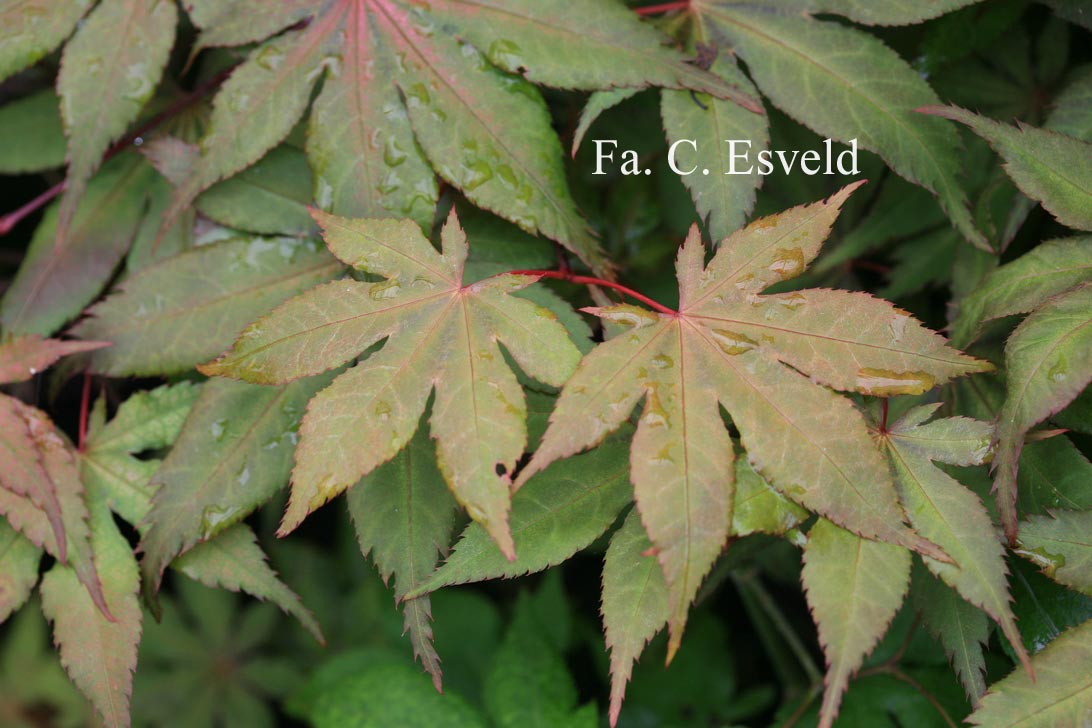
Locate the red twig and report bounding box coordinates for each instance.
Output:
[78,372,91,452]
[880,397,889,433]
[850,259,892,276]
[508,269,677,315]
[0,64,237,238]
[0,184,65,235]
[635,1,690,15]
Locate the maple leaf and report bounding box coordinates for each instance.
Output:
[878,404,1031,671]
[53,0,178,247]
[0,517,39,623]
[601,510,669,727]
[922,106,1092,232]
[40,487,142,728]
[0,334,106,384]
[993,282,1092,544]
[201,209,583,559]
[155,0,760,274]
[80,382,322,638]
[0,396,109,618]
[1015,510,1092,597]
[516,182,990,657]
[347,425,458,691]
[912,564,990,702]
[802,518,911,728]
[72,234,342,376]
[951,236,1092,348]
[1,153,157,337]
[967,618,1092,727]
[679,1,986,248]
[0,335,112,617]
[137,376,332,594]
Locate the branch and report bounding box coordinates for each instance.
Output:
[507,269,678,315]
[0,64,237,237]
[635,1,690,15]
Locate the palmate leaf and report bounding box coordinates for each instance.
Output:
[601,510,670,728]
[54,0,177,245]
[993,283,1092,544]
[158,0,758,274]
[139,375,333,592]
[690,1,987,249]
[172,523,323,644]
[951,236,1092,347]
[802,518,911,728]
[911,564,990,702]
[0,89,66,174]
[347,424,459,690]
[1016,510,1092,597]
[923,106,1092,232]
[408,433,632,596]
[1,152,154,337]
[40,488,141,728]
[202,210,583,559]
[0,395,107,616]
[726,0,986,25]
[82,383,322,641]
[881,405,1030,672]
[0,334,107,384]
[0,517,39,624]
[517,183,988,656]
[967,617,1092,727]
[81,381,200,526]
[72,234,343,376]
[0,1,90,83]
[661,52,770,241]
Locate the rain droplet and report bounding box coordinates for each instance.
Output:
[855,368,935,396]
[1048,356,1068,383]
[374,401,392,420]
[650,354,674,369]
[210,419,228,441]
[462,160,493,190]
[368,279,402,300]
[709,329,757,356]
[768,248,805,281]
[201,505,242,539]
[488,39,523,70]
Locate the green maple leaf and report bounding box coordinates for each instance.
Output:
[1016,510,1092,598]
[155,0,759,273]
[993,282,1092,543]
[912,564,990,702]
[601,510,669,727]
[681,1,986,248]
[802,518,911,728]
[82,382,322,635]
[516,182,989,658]
[879,404,1030,671]
[0,517,39,624]
[40,487,142,728]
[1,153,157,337]
[0,335,111,619]
[923,106,1092,232]
[967,617,1092,727]
[202,210,583,559]
[347,424,460,690]
[52,0,178,246]
[73,234,342,377]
